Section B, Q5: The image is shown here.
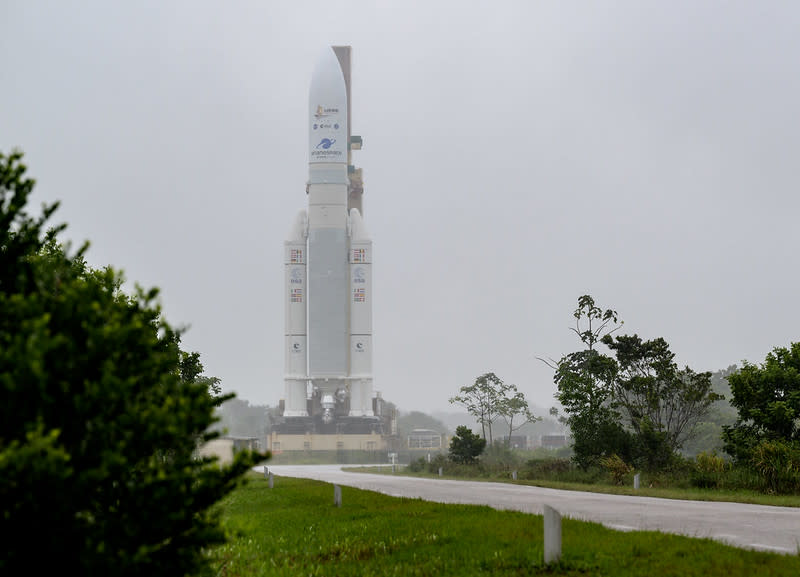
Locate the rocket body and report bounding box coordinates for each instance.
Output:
[283,46,373,422]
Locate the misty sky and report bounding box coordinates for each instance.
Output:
[2,2,798,414]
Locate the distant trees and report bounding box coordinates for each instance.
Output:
[449,372,538,446]
[396,410,448,449]
[498,388,540,446]
[0,151,263,575]
[551,295,720,470]
[214,398,276,440]
[448,426,486,464]
[449,373,506,444]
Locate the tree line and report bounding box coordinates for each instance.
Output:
[440,294,799,493]
[550,295,800,490]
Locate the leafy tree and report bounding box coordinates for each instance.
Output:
[497,385,540,446]
[550,296,630,468]
[550,295,719,470]
[449,372,510,444]
[0,151,263,576]
[722,343,800,462]
[602,334,721,462]
[448,426,486,464]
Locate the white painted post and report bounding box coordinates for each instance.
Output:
[634,473,640,490]
[263,465,269,478]
[543,505,562,564]
[334,484,342,507]
[438,467,443,477]
[268,472,274,489]
[512,470,518,481]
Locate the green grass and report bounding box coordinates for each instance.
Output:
[345,466,800,507]
[209,473,800,576]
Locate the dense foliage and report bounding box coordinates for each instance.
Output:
[0,151,263,575]
[448,425,486,464]
[553,295,721,471]
[722,343,800,493]
[723,343,800,460]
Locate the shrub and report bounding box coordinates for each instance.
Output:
[0,151,263,575]
[751,440,800,494]
[599,453,634,485]
[407,457,426,472]
[449,426,486,464]
[523,458,571,478]
[689,451,727,489]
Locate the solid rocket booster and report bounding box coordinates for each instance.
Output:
[283,46,373,422]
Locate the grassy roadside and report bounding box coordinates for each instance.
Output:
[209,473,800,576]
[344,466,800,508]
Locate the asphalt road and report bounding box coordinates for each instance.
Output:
[260,464,800,555]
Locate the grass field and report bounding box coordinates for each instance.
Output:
[209,473,800,576]
[345,465,800,508]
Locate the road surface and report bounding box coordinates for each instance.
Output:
[260,464,800,555]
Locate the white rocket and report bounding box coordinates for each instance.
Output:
[284,46,374,423]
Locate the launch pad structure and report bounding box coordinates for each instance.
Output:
[270,46,396,454]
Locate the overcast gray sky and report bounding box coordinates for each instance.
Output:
[2,1,798,413]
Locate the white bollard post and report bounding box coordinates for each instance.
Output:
[263,465,269,478]
[334,484,342,507]
[634,473,640,490]
[512,470,518,481]
[268,472,274,489]
[543,505,562,564]
[438,467,443,477]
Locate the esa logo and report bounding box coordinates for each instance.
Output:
[355,342,365,352]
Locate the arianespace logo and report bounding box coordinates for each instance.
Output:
[316,138,336,150]
[353,267,365,283]
[290,268,303,284]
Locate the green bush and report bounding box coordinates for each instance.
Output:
[407,457,427,472]
[599,453,634,485]
[522,458,571,478]
[690,451,727,489]
[448,426,486,464]
[751,440,800,494]
[0,151,263,575]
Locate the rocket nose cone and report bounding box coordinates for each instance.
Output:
[309,47,348,165]
[310,47,346,98]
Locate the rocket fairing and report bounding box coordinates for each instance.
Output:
[283,46,374,423]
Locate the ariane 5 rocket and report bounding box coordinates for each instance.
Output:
[284,46,374,424]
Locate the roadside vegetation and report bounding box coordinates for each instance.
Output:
[0,151,263,575]
[210,473,800,576]
[387,448,800,508]
[422,296,800,505]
